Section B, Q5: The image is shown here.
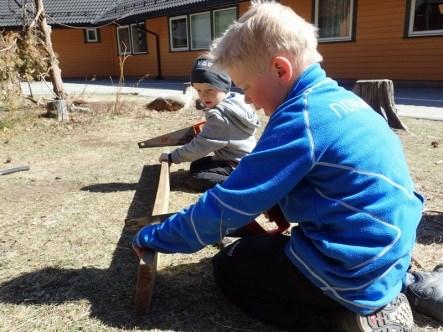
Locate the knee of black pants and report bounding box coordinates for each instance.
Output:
[211,237,338,332]
[189,156,213,173]
[212,240,237,285]
[211,235,289,289]
[191,171,227,183]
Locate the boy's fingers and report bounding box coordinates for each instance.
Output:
[159,153,169,162]
[132,244,144,258]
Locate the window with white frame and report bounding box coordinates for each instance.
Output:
[117,23,147,55]
[314,0,355,42]
[213,7,236,38]
[131,23,148,53]
[117,26,131,54]
[408,0,443,36]
[170,16,188,51]
[190,12,211,50]
[169,7,236,51]
[85,28,99,43]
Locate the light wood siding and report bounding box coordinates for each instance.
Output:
[151,16,201,78]
[52,26,117,78]
[50,0,442,81]
[151,1,305,78]
[317,0,443,80]
[283,0,442,81]
[149,3,250,79]
[238,1,250,14]
[119,21,159,78]
[281,0,312,21]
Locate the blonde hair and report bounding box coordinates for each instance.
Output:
[210,0,323,75]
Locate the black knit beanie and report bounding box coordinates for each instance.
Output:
[190,57,231,92]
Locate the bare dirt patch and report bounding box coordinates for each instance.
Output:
[0,102,442,332]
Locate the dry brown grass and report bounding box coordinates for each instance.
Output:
[0,104,442,332]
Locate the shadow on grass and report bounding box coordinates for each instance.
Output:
[81,182,138,193]
[0,259,240,331]
[4,165,440,330]
[416,211,443,246]
[0,164,272,331]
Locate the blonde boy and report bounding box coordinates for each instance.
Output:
[133,2,440,331]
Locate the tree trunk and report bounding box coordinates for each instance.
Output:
[34,0,68,121]
[353,79,407,131]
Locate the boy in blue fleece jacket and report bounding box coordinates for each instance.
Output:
[133,2,441,331]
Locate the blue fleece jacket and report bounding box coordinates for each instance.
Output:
[134,64,424,315]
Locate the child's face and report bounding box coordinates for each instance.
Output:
[228,65,291,116]
[193,83,227,109]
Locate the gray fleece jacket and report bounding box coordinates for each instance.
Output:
[169,92,259,163]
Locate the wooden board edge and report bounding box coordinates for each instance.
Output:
[134,249,158,315]
[134,159,170,315]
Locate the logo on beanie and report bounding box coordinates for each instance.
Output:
[191,57,231,92]
[196,59,214,68]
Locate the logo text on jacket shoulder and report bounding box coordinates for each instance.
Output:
[328,98,370,118]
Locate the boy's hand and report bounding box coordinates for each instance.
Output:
[158,153,169,163]
[132,242,144,259]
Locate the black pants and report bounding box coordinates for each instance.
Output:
[188,156,236,191]
[212,234,348,331]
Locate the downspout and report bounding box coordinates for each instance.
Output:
[137,24,163,79]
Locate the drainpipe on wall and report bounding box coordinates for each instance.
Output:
[136,24,163,79]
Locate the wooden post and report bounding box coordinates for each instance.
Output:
[353,79,408,131]
[134,160,170,315]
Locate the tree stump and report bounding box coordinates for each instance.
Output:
[353,79,407,131]
[47,99,69,122]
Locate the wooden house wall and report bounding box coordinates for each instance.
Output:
[283,0,443,80]
[51,0,443,81]
[52,26,117,78]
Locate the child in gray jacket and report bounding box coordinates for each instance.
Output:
[159,56,259,192]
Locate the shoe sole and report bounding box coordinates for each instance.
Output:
[357,293,414,332]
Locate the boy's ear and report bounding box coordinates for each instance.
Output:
[271,56,293,84]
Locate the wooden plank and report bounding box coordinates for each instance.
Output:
[135,249,157,316]
[152,161,170,216]
[134,160,170,315]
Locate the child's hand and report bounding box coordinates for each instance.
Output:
[132,233,145,258]
[158,153,169,163]
[132,242,144,259]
